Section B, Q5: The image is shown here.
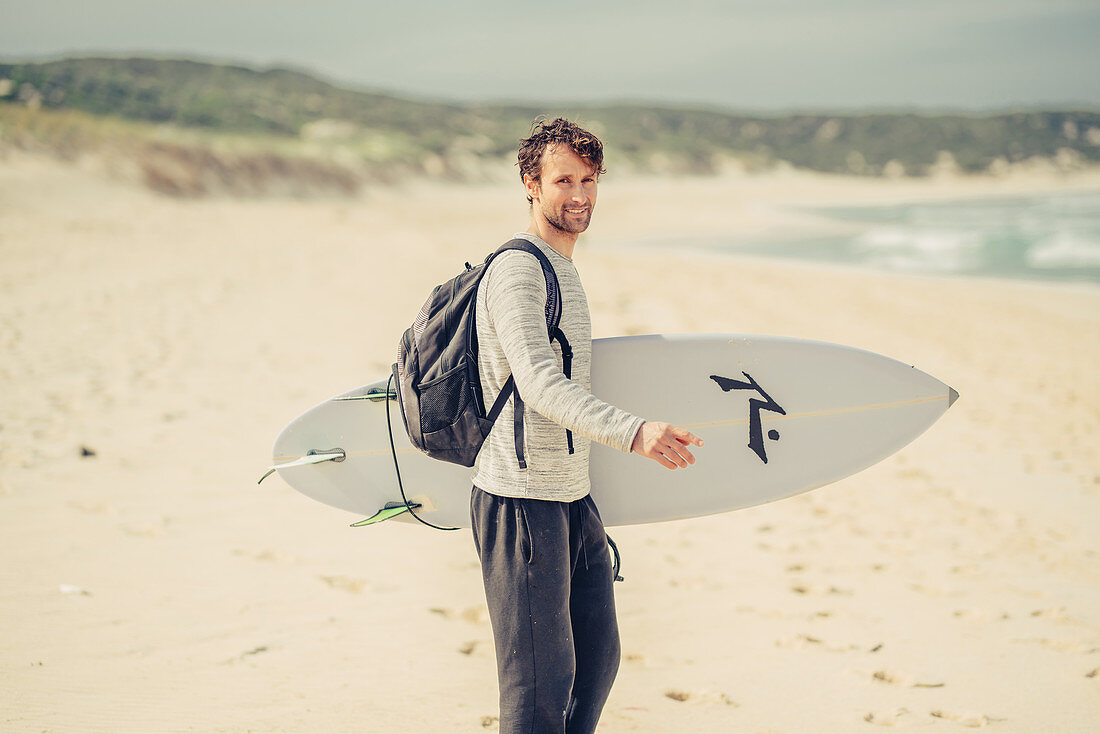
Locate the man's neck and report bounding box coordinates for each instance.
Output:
[527,218,577,259]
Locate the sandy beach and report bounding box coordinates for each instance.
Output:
[2,154,1098,733]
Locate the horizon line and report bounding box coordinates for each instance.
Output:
[2,52,1099,118]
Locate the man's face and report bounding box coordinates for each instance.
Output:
[527,145,598,235]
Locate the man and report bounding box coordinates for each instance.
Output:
[470,117,704,734]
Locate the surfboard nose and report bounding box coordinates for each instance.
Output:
[948,387,960,408]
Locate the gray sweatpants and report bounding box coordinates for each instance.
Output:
[471,487,621,734]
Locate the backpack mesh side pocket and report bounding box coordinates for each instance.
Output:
[418,364,471,435]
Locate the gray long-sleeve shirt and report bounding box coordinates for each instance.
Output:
[471,233,644,501]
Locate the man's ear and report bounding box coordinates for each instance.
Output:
[523,174,540,202]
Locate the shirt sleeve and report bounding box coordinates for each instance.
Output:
[482,251,644,453]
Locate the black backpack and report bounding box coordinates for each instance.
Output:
[392,238,574,469]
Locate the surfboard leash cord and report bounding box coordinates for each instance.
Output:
[606,533,623,582]
[384,372,460,531]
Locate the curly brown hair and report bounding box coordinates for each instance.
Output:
[517,117,606,204]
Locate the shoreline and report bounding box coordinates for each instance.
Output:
[595,237,1100,295]
[589,171,1100,290]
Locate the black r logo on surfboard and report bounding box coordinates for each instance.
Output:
[710,372,786,464]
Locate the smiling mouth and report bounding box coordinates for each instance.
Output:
[565,207,588,215]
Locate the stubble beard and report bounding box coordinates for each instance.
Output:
[541,202,593,235]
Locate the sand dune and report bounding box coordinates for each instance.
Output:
[1,154,1098,732]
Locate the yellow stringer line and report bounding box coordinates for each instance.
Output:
[680,394,949,430]
[272,393,949,463]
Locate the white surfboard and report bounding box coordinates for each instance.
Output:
[266,334,957,528]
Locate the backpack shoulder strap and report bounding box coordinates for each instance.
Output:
[492,239,570,377]
[489,238,563,331]
[484,238,573,468]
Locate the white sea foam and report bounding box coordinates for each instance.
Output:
[1027,231,1100,268]
[664,192,1100,282]
[853,227,983,273]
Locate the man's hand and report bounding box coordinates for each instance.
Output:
[630,422,704,470]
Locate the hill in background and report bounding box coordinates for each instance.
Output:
[2,57,1098,196]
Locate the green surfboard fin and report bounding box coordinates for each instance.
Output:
[350,502,422,527]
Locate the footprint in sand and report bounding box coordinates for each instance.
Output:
[120,520,167,538]
[953,608,1011,622]
[789,582,853,596]
[253,549,293,563]
[897,468,931,482]
[930,709,999,727]
[68,500,111,514]
[870,670,945,688]
[776,633,859,652]
[908,582,958,597]
[457,640,492,658]
[663,689,738,706]
[318,575,368,593]
[1029,606,1071,622]
[232,548,295,564]
[429,605,489,624]
[1012,637,1096,653]
[863,708,913,727]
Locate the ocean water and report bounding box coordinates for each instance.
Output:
[670,191,1100,285]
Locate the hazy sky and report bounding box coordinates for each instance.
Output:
[3,0,1098,111]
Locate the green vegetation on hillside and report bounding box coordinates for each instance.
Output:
[2,56,1098,195]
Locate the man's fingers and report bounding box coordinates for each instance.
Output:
[666,437,696,465]
[661,450,684,469]
[661,442,693,468]
[672,427,704,447]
